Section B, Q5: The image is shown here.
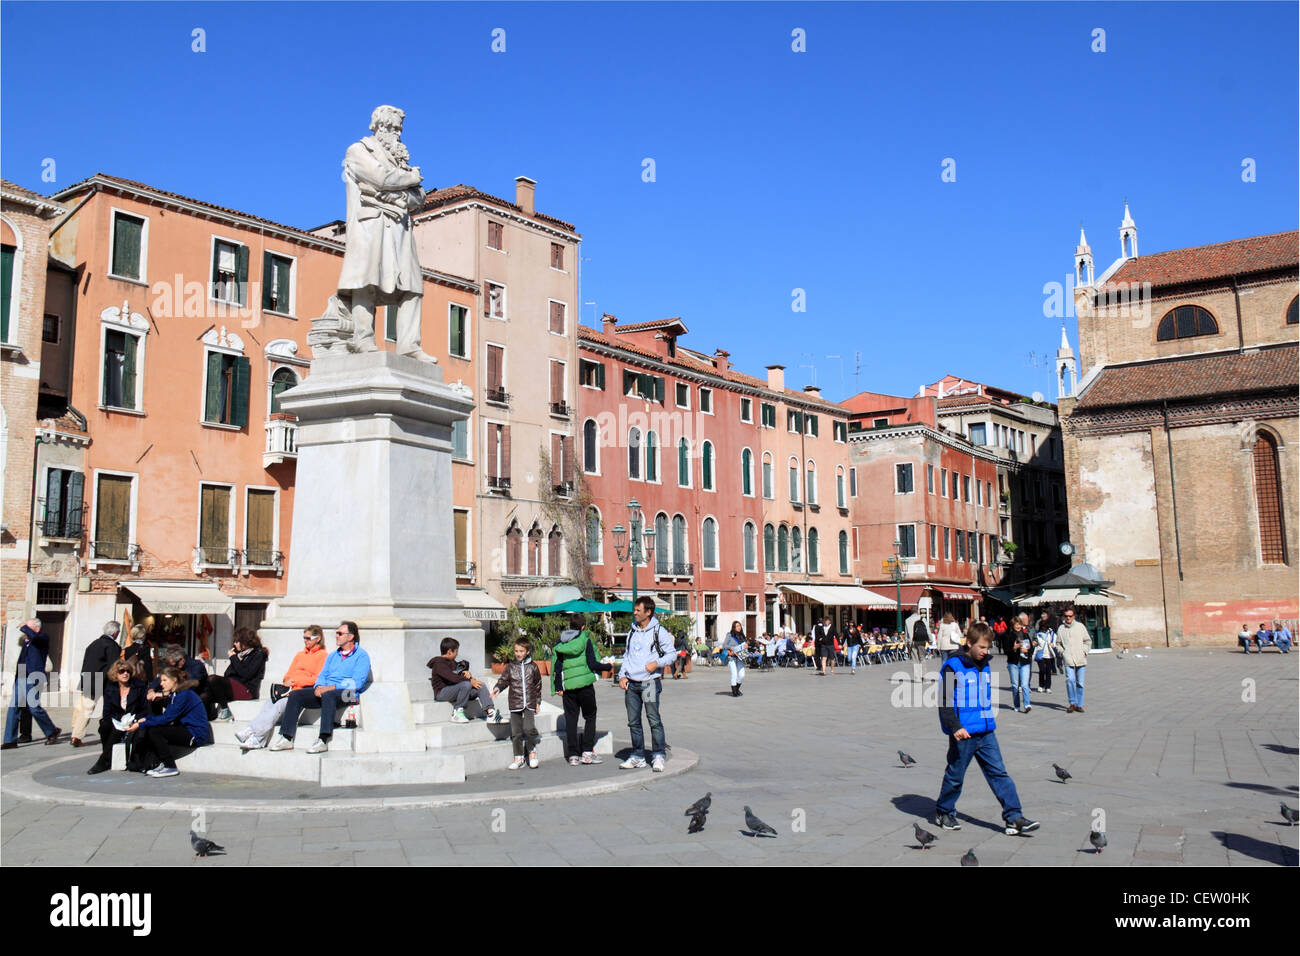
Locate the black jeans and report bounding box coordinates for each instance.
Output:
[279,687,349,740]
[94,717,126,768]
[139,724,194,769]
[562,684,598,756]
[509,711,539,757]
[1037,659,1053,689]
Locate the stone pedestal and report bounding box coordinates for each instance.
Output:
[260,351,481,720]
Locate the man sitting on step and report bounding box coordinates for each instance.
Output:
[269,621,372,754]
[428,637,497,723]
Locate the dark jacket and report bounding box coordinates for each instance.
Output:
[122,643,153,682]
[428,655,471,694]
[938,651,996,737]
[150,658,208,694]
[494,657,542,712]
[103,680,149,724]
[139,688,212,745]
[224,648,268,699]
[14,625,50,678]
[80,635,122,692]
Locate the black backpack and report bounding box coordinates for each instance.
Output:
[912,619,930,643]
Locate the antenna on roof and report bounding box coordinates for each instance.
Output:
[800,353,817,387]
[826,354,844,399]
[854,351,862,395]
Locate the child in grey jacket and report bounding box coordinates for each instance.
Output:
[491,638,543,769]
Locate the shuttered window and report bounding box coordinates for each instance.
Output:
[199,485,232,563]
[94,474,132,560]
[764,524,775,570]
[245,489,276,565]
[839,531,849,574]
[702,442,714,490]
[1254,433,1287,563]
[586,509,601,563]
[549,301,566,334]
[454,510,469,574]
[645,431,658,482]
[270,367,297,414]
[551,243,564,270]
[102,329,140,409]
[262,252,293,313]
[204,352,251,426]
[0,245,13,342]
[449,304,468,357]
[702,518,718,569]
[111,213,144,280]
[43,469,84,538]
[487,345,504,397]
[211,239,249,306]
[579,359,604,389]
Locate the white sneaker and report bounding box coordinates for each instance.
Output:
[306,738,329,754]
[268,735,294,751]
[528,752,539,769]
[234,727,252,744]
[508,756,525,770]
[581,751,603,765]
[146,766,180,777]
[619,756,648,770]
[450,709,470,724]
[240,736,266,751]
[651,756,666,773]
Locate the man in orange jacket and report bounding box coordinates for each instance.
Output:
[234,626,328,750]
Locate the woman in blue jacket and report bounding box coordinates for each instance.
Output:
[127,667,212,778]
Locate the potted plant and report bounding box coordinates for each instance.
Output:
[491,640,514,675]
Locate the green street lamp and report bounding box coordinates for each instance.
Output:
[889,539,908,638]
[611,497,655,605]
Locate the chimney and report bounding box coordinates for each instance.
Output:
[766,364,785,392]
[515,176,536,216]
[602,313,618,336]
[713,349,730,372]
[804,384,822,399]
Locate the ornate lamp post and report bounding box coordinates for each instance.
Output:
[888,538,908,637]
[611,498,655,605]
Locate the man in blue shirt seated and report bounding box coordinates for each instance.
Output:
[1273,620,1293,654]
[270,621,371,754]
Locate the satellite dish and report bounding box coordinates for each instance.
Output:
[1031,391,1044,403]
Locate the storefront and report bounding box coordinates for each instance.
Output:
[1014,564,1123,651]
[118,582,235,661]
[777,583,898,634]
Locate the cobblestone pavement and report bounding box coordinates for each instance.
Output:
[3,648,1297,866]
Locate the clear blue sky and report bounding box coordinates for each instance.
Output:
[4,1,1295,401]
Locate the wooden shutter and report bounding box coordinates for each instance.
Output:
[486,424,499,479]
[595,362,605,390]
[113,215,141,280]
[46,469,63,536]
[550,361,563,404]
[0,246,12,341]
[247,489,274,554]
[501,425,511,480]
[562,436,574,483]
[66,472,84,536]
[232,356,251,427]
[454,511,468,569]
[654,376,665,403]
[235,244,250,306]
[120,333,138,410]
[200,485,230,560]
[450,305,464,356]
[96,474,131,559]
[204,352,223,422]
[262,252,275,310]
[549,301,564,334]
[487,345,502,392]
[551,433,564,481]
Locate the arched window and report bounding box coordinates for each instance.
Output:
[762,452,774,499]
[1156,305,1218,341]
[645,430,658,482]
[791,526,803,572]
[628,428,641,480]
[678,438,690,487]
[838,530,849,574]
[1254,431,1287,564]
[672,514,687,567]
[586,508,601,564]
[702,517,718,569]
[655,512,669,574]
[1287,296,1298,325]
[777,525,789,572]
[270,367,298,414]
[806,460,817,505]
[764,524,776,570]
[527,523,543,575]
[548,526,563,576]
[788,457,801,502]
[506,522,522,575]
[807,528,820,573]
[702,441,714,491]
[743,521,756,571]
[741,448,753,496]
[836,466,846,509]
[583,419,599,474]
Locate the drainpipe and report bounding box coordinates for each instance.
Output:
[1162,402,1184,581]
[1231,276,1245,353]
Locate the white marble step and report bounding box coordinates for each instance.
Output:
[459,730,615,777]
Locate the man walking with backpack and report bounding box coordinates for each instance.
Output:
[618,596,676,772]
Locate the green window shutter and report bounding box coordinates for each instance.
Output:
[384,306,396,342]
[112,215,142,280]
[211,242,222,299]
[261,252,274,310]
[678,439,689,485]
[654,376,665,403]
[204,351,223,422]
[811,415,819,437]
[235,245,250,306]
[596,362,605,390]
[0,246,13,342]
[46,468,63,536]
[66,471,84,536]
[120,333,138,409]
[450,305,464,356]
[232,356,251,427]
[623,370,635,395]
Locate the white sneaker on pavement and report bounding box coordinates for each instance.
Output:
[651,756,666,772]
[619,756,648,769]
[268,735,294,751]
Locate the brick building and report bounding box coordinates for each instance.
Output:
[1060,211,1298,647]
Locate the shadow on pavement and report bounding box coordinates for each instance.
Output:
[1213,831,1298,866]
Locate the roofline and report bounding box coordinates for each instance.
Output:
[48,174,480,294]
[416,194,581,242]
[848,421,1003,465]
[1,184,65,217]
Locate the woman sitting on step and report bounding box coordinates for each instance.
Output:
[126,667,213,778]
[235,626,328,750]
[207,628,270,720]
[86,660,149,775]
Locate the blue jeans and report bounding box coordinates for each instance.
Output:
[4,676,57,743]
[278,687,351,740]
[847,645,860,669]
[1276,635,1292,653]
[1007,663,1031,710]
[624,678,665,760]
[1065,665,1085,708]
[1238,634,1260,653]
[935,731,1023,822]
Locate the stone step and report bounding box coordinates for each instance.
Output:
[211,724,357,748]
[458,730,614,777]
[180,743,326,781]
[318,750,465,787]
[422,711,560,748]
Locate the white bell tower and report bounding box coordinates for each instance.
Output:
[1055,324,1077,399]
[1119,200,1138,259]
[1074,225,1094,287]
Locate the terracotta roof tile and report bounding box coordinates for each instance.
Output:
[1102,231,1298,292]
[613,317,688,334]
[1,179,60,206]
[1074,343,1298,410]
[422,184,579,235]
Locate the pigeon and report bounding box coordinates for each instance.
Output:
[1053,764,1072,783]
[685,792,712,816]
[960,847,978,866]
[1281,803,1298,826]
[190,830,225,858]
[1089,830,1107,854]
[687,809,708,834]
[743,806,778,837]
[914,822,937,849]
[898,750,916,768]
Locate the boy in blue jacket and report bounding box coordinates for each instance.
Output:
[934,622,1039,835]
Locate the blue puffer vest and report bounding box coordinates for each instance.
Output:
[938,652,996,736]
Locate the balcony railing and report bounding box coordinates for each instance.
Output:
[244,549,284,575]
[456,560,476,583]
[264,417,298,467]
[487,475,512,493]
[195,546,241,568]
[553,481,574,497]
[36,499,85,539]
[549,400,570,418]
[655,562,695,579]
[90,540,141,569]
[485,387,510,407]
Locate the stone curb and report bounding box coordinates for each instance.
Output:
[1,748,699,814]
